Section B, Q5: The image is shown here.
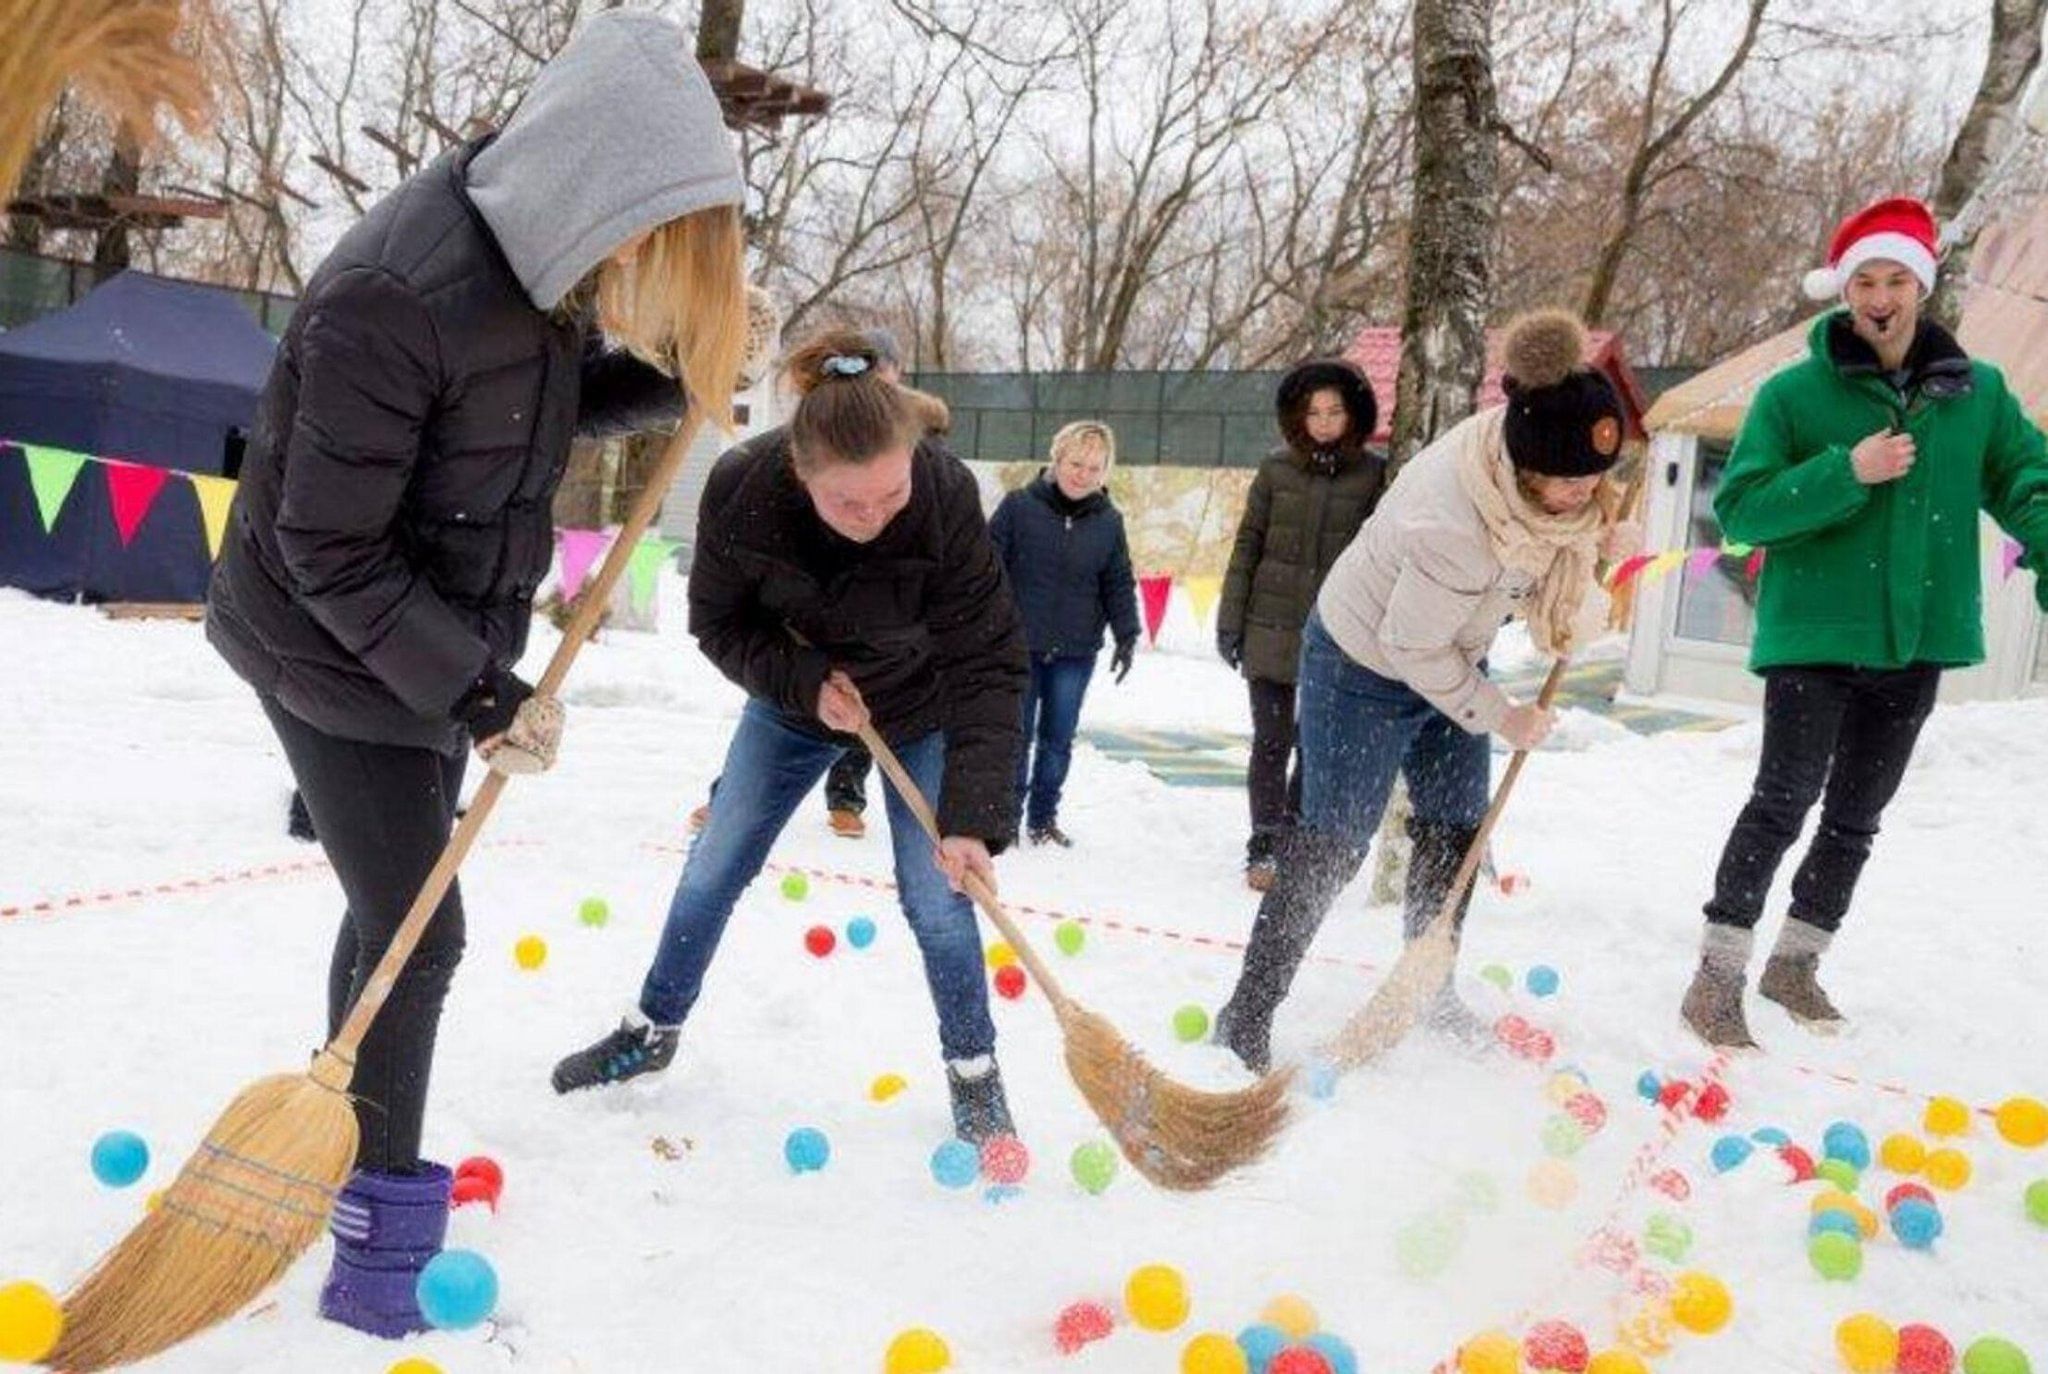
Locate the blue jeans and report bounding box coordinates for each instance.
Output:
[639,700,997,1060]
[1016,653,1095,829]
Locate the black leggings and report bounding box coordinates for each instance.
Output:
[1246,676,1302,852]
[262,696,466,1173]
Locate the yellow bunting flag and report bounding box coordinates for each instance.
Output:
[1181,574,1223,630]
[190,474,238,561]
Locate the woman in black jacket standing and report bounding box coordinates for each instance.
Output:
[987,420,1140,846]
[204,14,750,1339]
[554,329,1030,1145]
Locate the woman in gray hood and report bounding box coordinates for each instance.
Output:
[204,12,750,1339]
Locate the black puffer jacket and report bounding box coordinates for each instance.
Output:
[207,141,683,750]
[688,428,1027,846]
[987,473,1140,657]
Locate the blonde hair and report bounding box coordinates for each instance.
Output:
[781,327,923,475]
[591,202,749,430]
[1050,419,1116,471]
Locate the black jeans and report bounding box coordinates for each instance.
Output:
[1705,664,1940,933]
[261,696,467,1174]
[1246,675,1302,858]
[825,743,870,814]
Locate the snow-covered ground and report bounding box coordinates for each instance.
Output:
[1,580,2044,1373]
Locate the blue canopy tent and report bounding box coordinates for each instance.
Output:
[0,271,276,601]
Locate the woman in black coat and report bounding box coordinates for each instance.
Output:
[987,420,1140,845]
[203,14,750,1339]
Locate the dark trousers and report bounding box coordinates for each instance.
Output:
[1705,664,1940,933]
[261,696,466,1174]
[1246,675,1303,859]
[1017,653,1097,829]
[825,743,870,814]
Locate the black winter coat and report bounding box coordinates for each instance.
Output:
[207,140,682,750]
[987,473,1140,658]
[688,428,1027,846]
[1218,444,1387,684]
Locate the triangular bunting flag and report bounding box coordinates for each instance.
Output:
[103,459,170,546]
[2001,537,2024,582]
[1648,549,1687,581]
[1745,547,1767,580]
[1182,574,1223,630]
[1607,553,1655,590]
[1684,546,1722,576]
[556,528,612,601]
[190,474,238,561]
[625,535,683,613]
[1138,574,1172,645]
[18,443,89,533]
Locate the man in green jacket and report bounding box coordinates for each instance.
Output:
[1681,197,2048,1050]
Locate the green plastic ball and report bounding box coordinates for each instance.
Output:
[1480,964,1513,991]
[1054,921,1086,956]
[1541,1115,1587,1158]
[779,872,809,901]
[1815,1157,1861,1193]
[577,896,610,928]
[1643,1211,1694,1262]
[1453,1171,1500,1215]
[2024,1178,2048,1227]
[1808,1230,1864,1281]
[1394,1211,1465,1279]
[1962,1337,2033,1374]
[1070,1141,1118,1195]
[1171,1004,1210,1043]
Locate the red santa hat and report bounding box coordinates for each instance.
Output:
[1802,197,1940,301]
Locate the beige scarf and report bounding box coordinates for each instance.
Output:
[1453,408,1608,655]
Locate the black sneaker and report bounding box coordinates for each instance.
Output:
[552,1018,679,1094]
[1028,824,1073,848]
[945,1059,1015,1144]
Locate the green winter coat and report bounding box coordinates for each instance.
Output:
[1715,312,2048,672]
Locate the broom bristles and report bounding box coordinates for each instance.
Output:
[1319,921,1460,1071]
[48,1054,358,1372]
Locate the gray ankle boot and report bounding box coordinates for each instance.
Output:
[1680,924,1759,1051]
[1758,917,1845,1032]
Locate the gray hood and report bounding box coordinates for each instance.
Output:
[466,10,745,311]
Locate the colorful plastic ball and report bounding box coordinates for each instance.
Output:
[2026,1178,2048,1226]
[1585,1352,1649,1374]
[1564,1093,1608,1135]
[1650,1167,1692,1201]
[983,1184,1024,1205]
[1456,1330,1523,1374]
[576,896,609,928]
[452,1155,503,1209]
[1808,1230,1864,1280]
[1183,1332,1253,1374]
[1527,1158,1578,1209]
[1656,1079,1691,1110]
[1070,1140,1118,1195]
[513,934,547,970]
[1173,1004,1211,1042]
[870,1073,908,1103]
[1525,966,1561,998]
[1125,1265,1190,1332]
[779,872,809,901]
[1960,1337,2031,1374]
[90,1130,150,1188]
[0,1281,64,1362]
[1055,1300,1115,1355]
[1237,1324,1289,1371]
[387,1360,445,1374]
[1808,1210,1862,1241]
[1495,1013,1533,1045]
[1835,1313,1900,1373]
[1882,1132,1929,1174]
[1887,1181,1937,1212]
[1304,1333,1358,1374]
[803,924,837,958]
[993,964,1028,1000]
[1751,1126,1793,1147]
[1054,921,1086,956]
[1515,1029,1558,1063]
[1635,1070,1662,1103]
[1498,872,1530,895]
[1824,1122,1873,1170]
[984,941,1018,970]
[930,1139,979,1189]
[1268,1348,1335,1374]
[1455,1170,1502,1214]
[1779,1144,1818,1182]
[1306,1059,1339,1101]
[1259,1295,1317,1342]
[846,917,877,949]
[1524,1319,1590,1372]
[1668,1271,1733,1334]
[1544,1072,1586,1106]
[1897,1324,1957,1374]
[1692,1082,1732,1122]
[1890,1196,1944,1249]
[980,1133,1030,1185]
[1996,1096,2048,1149]
[1541,1115,1587,1158]
[1924,1096,1972,1137]
[784,1126,830,1173]
[1642,1212,1693,1262]
[1924,1148,1973,1191]
[1816,1158,1862,1194]
[1710,1134,1754,1173]
[1394,1211,1464,1279]
[884,1327,952,1373]
[1481,964,1515,992]
[415,1249,498,1331]
[1616,1304,1676,1359]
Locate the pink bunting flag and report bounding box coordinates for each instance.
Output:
[555,528,611,601]
[1606,553,1655,590]
[1745,547,1767,580]
[2002,537,2024,581]
[1138,574,1173,645]
[1684,546,1722,577]
[102,459,169,546]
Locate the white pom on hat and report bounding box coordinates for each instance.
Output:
[1802,266,1842,301]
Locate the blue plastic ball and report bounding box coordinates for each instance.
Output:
[930,1139,979,1189]
[415,1249,498,1331]
[1823,1121,1873,1171]
[1525,965,1561,997]
[1306,1332,1360,1374]
[1306,1058,1339,1101]
[784,1126,830,1173]
[983,1184,1024,1205]
[846,917,877,950]
[1890,1197,1944,1249]
[90,1131,149,1188]
[1750,1126,1792,1147]
[1710,1134,1755,1173]
[1237,1323,1289,1373]
[1636,1070,1662,1103]
[1809,1210,1862,1241]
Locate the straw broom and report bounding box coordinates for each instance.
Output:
[856,721,1292,1191]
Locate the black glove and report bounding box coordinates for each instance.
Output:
[1216,628,1244,671]
[1111,637,1135,684]
[453,663,534,744]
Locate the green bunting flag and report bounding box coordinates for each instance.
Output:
[625,536,682,613]
[19,444,90,533]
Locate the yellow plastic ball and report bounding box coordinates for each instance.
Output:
[1545,1071,1589,1107]
[1879,1132,1928,1174]
[514,934,547,970]
[1809,1188,1860,1216]
[1182,1331,1251,1374]
[1586,1350,1651,1374]
[1924,1096,1972,1137]
[1995,1096,2048,1149]
[1125,1264,1190,1332]
[1259,1293,1318,1341]
[1617,1304,1675,1358]
[1526,1158,1578,1209]
[1835,1313,1899,1373]
[984,942,1018,970]
[1456,1330,1524,1374]
[145,1189,165,1213]
[1668,1271,1733,1335]
[388,1361,445,1374]
[868,1073,908,1103]
[0,1281,64,1363]
[884,1327,952,1373]
[1924,1147,1973,1191]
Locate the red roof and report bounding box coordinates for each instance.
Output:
[1343,325,1651,446]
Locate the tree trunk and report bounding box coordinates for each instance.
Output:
[1928,0,2047,329]
[697,0,746,64]
[1388,0,1499,471]
[90,133,142,274]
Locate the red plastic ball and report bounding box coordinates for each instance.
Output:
[1692,1082,1731,1122]
[1269,1348,1336,1374]
[1053,1299,1114,1354]
[980,1133,1030,1184]
[1656,1079,1692,1109]
[1524,1319,1590,1372]
[803,924,836,958]
[1517,1030,1558,1063]
[1777,1144,1817,1183]
[1649,1168,1692,1201]
[1494,1014,1533,1045]
[1896,1324,1956,1374]
[1886,1181,1937,1213]
[1564,1093,1608,1134]
[454,1155,503,1194]
[994,964,1028,999]
[450,1174,497,1210]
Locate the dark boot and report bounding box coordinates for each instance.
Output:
[287,789,317,843]
[552,1016,680,1094]
[1213,828,1363,1073]
[945,1056,1015,1144]
[1758,917,1845,1032]
[1680,923,1760,1051]
[1404,820,1488,1045]
[318,1162,451,1338]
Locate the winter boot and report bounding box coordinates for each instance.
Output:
[551,1015,680,1094]
[1679,924,1760,1051]
[1757,917,1846,1032]
[827,807,866,839]
[1244,830,1280,893]
[287,790,316,843]
[1028,823,1074,848]
[1214,828,1364,1074]
[318,1162,452,1338]
[1403,820,1489,1047]
[945,1056,1015,1143]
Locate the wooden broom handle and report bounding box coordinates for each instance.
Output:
[330,408,708,1060]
